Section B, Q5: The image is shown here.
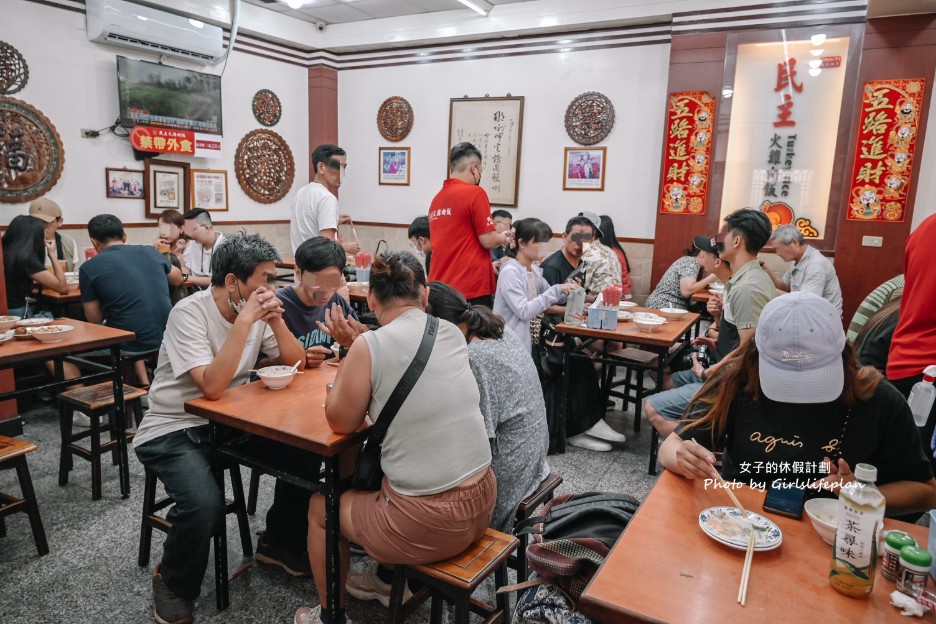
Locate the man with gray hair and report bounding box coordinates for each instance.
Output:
[767,224,843,314]
[133,232,306,624]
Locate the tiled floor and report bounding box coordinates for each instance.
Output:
[0,399,660,623]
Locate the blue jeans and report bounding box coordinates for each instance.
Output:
[648,371,704,421]
[134,429,225,601]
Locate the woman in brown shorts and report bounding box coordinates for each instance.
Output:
[295,251,496,624]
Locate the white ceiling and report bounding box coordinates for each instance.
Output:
[243,0,533,25]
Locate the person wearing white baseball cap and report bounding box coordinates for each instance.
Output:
[28,197,80,272]
[659,292,936,516]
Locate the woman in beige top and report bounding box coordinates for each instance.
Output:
[296,251,495,624]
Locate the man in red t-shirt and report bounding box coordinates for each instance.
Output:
[427,142,509,307]
[888,213,936,468]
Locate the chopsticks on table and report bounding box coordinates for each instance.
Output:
[692,440,756,606]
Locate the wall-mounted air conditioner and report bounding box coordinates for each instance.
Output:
[86,0,224,63]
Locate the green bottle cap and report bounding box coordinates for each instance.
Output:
[886,531,917,550]
[899,545,933,568]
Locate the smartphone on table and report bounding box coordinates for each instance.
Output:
[762,482,806,519]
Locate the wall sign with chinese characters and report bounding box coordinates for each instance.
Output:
[720,37,851,238]
[449,97,524,207]
[659,91,715,214]
[845,79,925,223]
[0,96,64,203]
[130,125,223,159]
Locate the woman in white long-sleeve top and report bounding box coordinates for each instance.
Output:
[493,218,573,355]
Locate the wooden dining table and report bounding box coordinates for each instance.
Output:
[556,307,700,473]
[580,471,927,623]
[0,319,136,495]
[184,365,367,621]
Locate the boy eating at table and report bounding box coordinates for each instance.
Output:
[133,233,306,624]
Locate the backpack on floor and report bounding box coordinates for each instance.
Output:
[510,491,641,616]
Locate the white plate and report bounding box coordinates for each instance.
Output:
[617,311,634,321]
[0,331,13,344]
[698,506,782,551]
[16,318,53,327]
[619,301,637,308]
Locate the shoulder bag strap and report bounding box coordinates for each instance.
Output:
[366,315,438,445]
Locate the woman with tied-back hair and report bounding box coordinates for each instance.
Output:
[429,281,550,533]
[493,218,573,355]
[297,251,495,624]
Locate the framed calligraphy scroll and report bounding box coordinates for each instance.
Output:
[845,78,925,223]
[659,91,715,215]
[448,97,523,206]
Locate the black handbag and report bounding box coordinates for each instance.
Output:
[350,315,438,491]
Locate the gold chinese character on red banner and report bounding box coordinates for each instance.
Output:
[847,79,925,223]
[659,91,715,215]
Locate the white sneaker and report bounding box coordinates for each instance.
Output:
[584,419,627,444]
[346,569,411,608]
[567,434,613,452]
[72,410,92,428]
[294,605,353,624]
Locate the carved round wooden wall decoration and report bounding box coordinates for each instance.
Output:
[565,91,615,145]
[376,96,414,142]
[0,97,65,203]
[0,41,29,95]
[234,129,294,204]
[252,89,282,127]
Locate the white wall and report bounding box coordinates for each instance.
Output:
[0,0,308,226]
[337,44,670,239]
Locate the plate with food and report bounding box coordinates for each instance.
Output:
[16,318,54,328]
[699,506,782,551]
[0,330,14,344]
[13,327,36,339]
[27,325,74,343]
[0,315,19,331]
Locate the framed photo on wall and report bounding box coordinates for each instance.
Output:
[144,158,190,218]
[191,169,230,211]
[378,147,410,186]
[448,96,524,206]
[105,168,144,199]
[563,147,606,191]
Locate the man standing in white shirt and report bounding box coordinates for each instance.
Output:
[290,144,361,255]
[181,209,225,289]
[767,224,843,314]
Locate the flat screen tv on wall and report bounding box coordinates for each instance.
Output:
[116,56,223,135]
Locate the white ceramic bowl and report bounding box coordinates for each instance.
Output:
[658,307,688,321]
[0,315,19,331]
[804,498,837,545]
[17,317,53,328]
[257,365,297,390]
[0,330,14,344]
[633,318,667,333]
[347,282,368,293]
[27,324,74,343]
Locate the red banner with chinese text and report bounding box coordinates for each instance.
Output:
[130,126,196,155]
[659,91,716,215]
[845,79,925,223]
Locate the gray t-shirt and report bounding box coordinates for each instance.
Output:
[360,310,491,496]
[133,289,280,448]
[467,328,550,532]
[783,245,843,314]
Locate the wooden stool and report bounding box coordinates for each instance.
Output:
[605,348,658,433]
[0,435,49,556]
[387,528,519,624]
[511,472,563,582]
[138,464,253,610]
[57,382,147,500]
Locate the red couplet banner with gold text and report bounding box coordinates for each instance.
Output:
[659,91,716,215]
[846,78,925,223]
